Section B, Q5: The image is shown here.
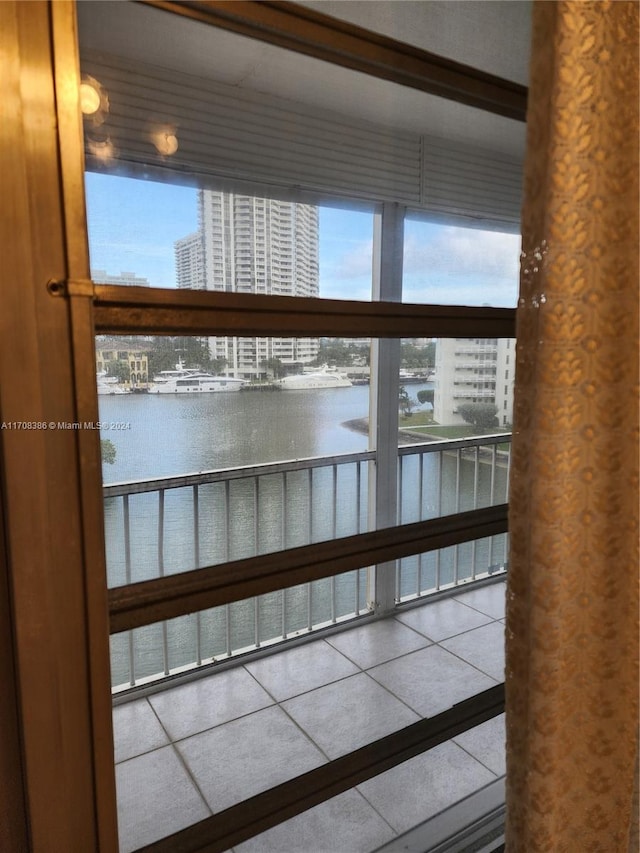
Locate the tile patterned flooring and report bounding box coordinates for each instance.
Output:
[113,581,507,853]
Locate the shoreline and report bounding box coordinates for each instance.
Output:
[342,417,439,445]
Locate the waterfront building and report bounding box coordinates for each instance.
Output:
[92,269,150,287]
[434,338,514,426]
[176,190,320,379]
[95,340,149,387]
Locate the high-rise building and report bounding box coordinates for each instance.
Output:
[433,338,514,427]
[174,232,205,291]
[176,190,320,378]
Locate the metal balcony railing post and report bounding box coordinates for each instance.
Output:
[158,489,169,676]
[193,485,202,666]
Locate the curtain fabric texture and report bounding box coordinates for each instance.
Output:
[506,2,639,851]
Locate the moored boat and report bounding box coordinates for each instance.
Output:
[97,372,130,395]
[148,361,246,394]
[277,368,352,390]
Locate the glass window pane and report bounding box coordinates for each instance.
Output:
[86,175,374,299]
[99,334,372,587]
[403,216,520,307]
[98,335,512,587]
[96,336,513,586]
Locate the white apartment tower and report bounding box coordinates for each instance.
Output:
[176,190,320,378]
[433,338,514,427]
[175,231,205,291]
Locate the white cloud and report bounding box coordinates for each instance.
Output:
[325,239,374,280]
[403,226,521,306]
[318,225,521,305]
[404,227,520,280]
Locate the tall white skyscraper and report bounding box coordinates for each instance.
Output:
[176,190,319,378]
[174,231,205,291]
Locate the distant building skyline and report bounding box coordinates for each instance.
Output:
[92,269,150,287]
[175,190,320,378]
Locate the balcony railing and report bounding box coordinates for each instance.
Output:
[452,389,497,398]
[104,434,510,691]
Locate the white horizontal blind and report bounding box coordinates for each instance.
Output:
[83,52,521,225]
[82,53,421,205]
[421,136,522,226]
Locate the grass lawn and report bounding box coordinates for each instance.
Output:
[398,411,434,427]
[414,424,508,439]
[399,421,511,441]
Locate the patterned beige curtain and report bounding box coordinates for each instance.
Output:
[506,2,639,851]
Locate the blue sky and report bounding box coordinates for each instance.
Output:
[85,173,520,307]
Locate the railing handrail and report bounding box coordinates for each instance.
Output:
[103,433,512,497]
[397,432,511,456]
[103,449,376,497]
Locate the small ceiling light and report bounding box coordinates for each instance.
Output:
[150,125,179,157]
[80,76,103,116]
[87,136,115,163]
[161,133,179,156]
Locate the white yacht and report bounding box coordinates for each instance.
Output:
[148,361,246,394]
[277,368,352,390]
[96,372,130,395]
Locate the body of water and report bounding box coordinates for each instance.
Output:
[100,383,375,483]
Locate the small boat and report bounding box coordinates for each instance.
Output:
[148,360,246,394]
[277,367,352,390]
[97,372,130,395]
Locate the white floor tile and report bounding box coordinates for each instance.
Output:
[453,713,506,777]
[282,673,420,759]
[245,638,359,701]
[149,665,273,741]
[114,590,507,853]
[440,622,505,681]
[326,618,430,669]
[233,788,396,853]
[116,745,210,852]
[452,583,506,620]
[368,645,496,718]
[395,597,493,642]
[357,742,495,834]
[176,705,326,812]
[113,698,169,763]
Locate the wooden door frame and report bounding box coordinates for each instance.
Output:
[0,2,117,849]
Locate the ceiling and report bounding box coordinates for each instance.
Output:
[76,1,531,157]
[300,1,531,85]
